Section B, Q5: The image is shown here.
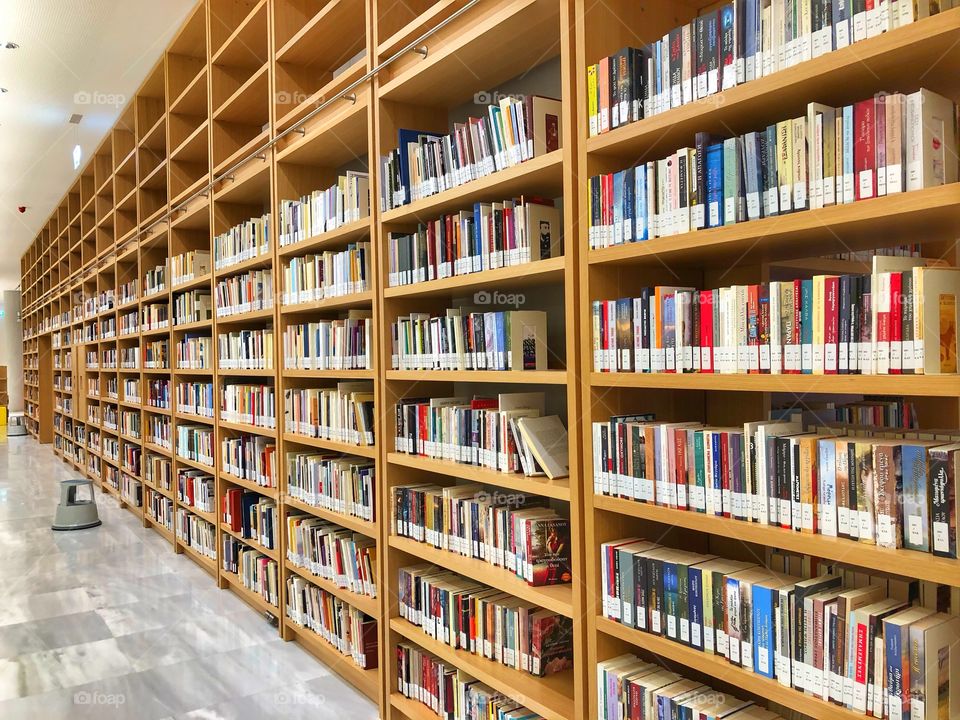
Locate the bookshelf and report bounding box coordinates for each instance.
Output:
[18,2,960,720]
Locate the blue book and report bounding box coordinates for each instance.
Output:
[901,443,930,552]
[745,0,758,81]
[612,170,624,244]
[623,166,635,242]
[711,432,723,516]
[801,279,813,374]
[706,143,724,227]
[494,311,506,370]
[688,562,706,650]
[662,294,676,371]
[396,129,439,206]
[752,582,776,678]
[663,560,679,641]
[635,163,648,240]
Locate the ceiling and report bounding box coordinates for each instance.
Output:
[0,0,197,291]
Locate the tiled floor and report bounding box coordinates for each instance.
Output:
[0,433,380,719]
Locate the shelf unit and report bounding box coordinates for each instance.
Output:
[19,2,960,720]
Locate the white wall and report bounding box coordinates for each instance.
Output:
[0,292,23,412]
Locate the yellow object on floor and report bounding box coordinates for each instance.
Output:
[0,407,7,426]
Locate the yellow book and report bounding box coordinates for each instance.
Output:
[587,64,599,137]
[776,119,793,212]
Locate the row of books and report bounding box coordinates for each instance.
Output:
[102,436,119,462]
[225,539,279,607]
[593,414,960,556]
[99,317,116,339]
[144,339,167,368]
[214,269,273,318]
[598,540,960,717]
[120,347,137,369]
[397,565,573,678]
[176,334,212,370]
[102,405,118,430]
[592,262,960,376]
[278,172,370,247]
[281,243,370,305]
[588,89,958,247]
[386,198,562,288]
[176,424,214,468]
[587,0,955,136]
[396,642,543,720]
[391,309,548,372]
[598,654,784,720]
[176,381,214,418]
[146,489,173,530]
[220,434,276,488]
[176,508,216,560]
[391,484,572,587]
[220,383,277,429]
[394,393,570,480]
[119,412,139,439]
[143,264,166,297]
[146,416,171,450]
[282,313,372,371]
[285,452,376,524]
[119,310,137,336]
[146,379,170,410]
[118,279,137,306]
[222,488,277,550]
[145,453,172,491]
[285,576,378,670]
[171,250,210,286]
[217,328,274,370]
[172,289,211,326]
[122,378,139,402]
[100,348,117,369]
[286,515,377,599]
[213,214,270,271]
[378,94,562,211]
[141,303,169,331]
[122,445,140,475]
[120,474,142,506]
[284,384,375,447]
[177,467,215,513]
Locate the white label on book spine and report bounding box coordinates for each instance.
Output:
[858,170,874,198]
[908,516,923,547]
[933,521,949,553]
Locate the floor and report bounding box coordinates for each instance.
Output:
[0,433,380,719]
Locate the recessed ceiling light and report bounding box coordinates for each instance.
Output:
[4,42,19,50]
[0,88,7,93]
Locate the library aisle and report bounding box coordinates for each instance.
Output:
[0,433,377,720]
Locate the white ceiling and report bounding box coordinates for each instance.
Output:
[0,0,197,290]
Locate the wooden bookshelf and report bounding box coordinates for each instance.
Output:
[19,2,960,720]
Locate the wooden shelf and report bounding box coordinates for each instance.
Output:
[277,219,372,258]
[220,569,280,617]
[390,618,573,720]
[220,523,279,562]
[219,471,279,500]
[384,256,565,299]
[594,494,960,587]
[284,620,379,703]
[282,432,376,458]
[386,452,570,502]
[218,419,277,438]
[386,369,567,384]
[284,494,377,539]
[596,616,861,720]
[590,371,960,397]
[389,535,573,617]
[177,540,218,577]
[588,184,960,269]
[280,291,373,315]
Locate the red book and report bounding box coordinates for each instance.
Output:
[791,279,803,373]
[876,271,893,374]
[699,290,714,373]
[747,284,760,374]
[674,427,687,509]
[444,214,454,270]
[417,404,428,455]
[824,275,839,374]
[604,173,614,234]
[854,98,877,200]
[599,300,609,370]
[889,271,902,374]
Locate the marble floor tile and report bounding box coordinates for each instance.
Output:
[0,436,379,719]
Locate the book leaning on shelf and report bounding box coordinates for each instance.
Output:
[394,392,570,479]
[397,642,545,720]
[278,171,370,247]
[589,89,957,246]
[387,197,562,287]
[391,484,572,586]
[398,565,573,678]
[593,412,960,557]
[379,94,562,212]
[391,308,547,372]
[598,541,960,717]
[587,0,956,136]
[592,261,960,375]
[286,514,377,599]
[598,654,781,720]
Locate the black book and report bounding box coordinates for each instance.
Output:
[838,274,851,374]
[668,27,683,107]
